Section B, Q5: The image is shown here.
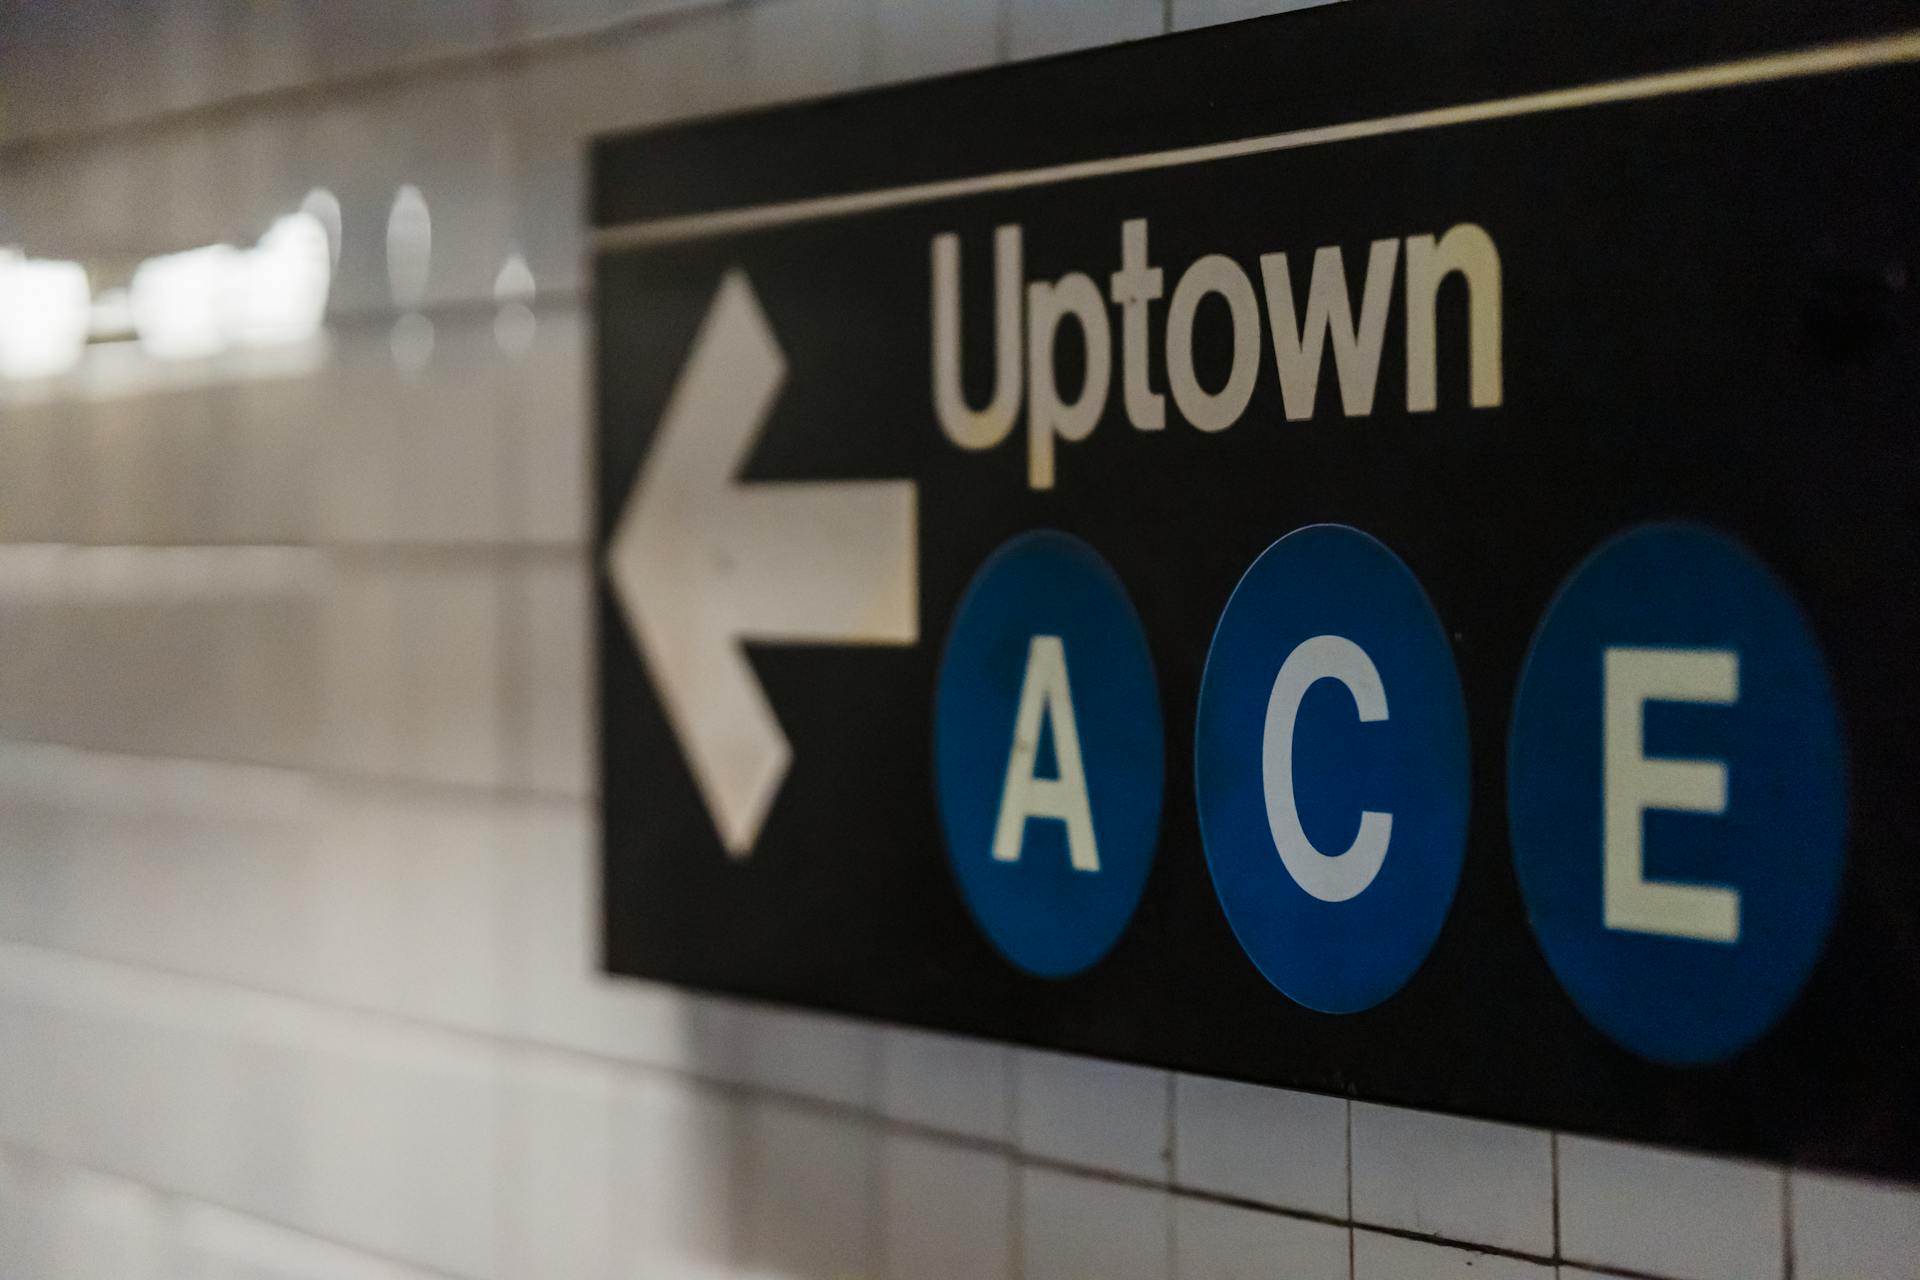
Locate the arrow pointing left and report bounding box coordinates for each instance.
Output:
[605,270,919,857]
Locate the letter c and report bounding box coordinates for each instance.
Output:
[1261,634,1392,903]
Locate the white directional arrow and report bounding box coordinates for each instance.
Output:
[606,271,919,857]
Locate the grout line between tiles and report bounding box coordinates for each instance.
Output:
[1781,1166,1795,1279]
[1345,1097,1354,1220]
[1008,1046,1026,1280]
[1551,1130,1562,1263]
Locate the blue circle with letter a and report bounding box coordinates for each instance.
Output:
[1195,524,1470,1013]
[934,530,1164,978]
[1508,523,1846,1066]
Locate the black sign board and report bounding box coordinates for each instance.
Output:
[594,0,1920,1179]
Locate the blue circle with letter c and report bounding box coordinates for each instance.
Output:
[1195,524,1470,1013]
[1508,523,1847,1065]
[934,530,1164,978]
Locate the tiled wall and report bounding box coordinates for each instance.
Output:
[0,2,1915,1277]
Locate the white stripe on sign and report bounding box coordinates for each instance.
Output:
[595,30,1920,250]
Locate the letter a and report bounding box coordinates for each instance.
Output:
[992,635,1101,871]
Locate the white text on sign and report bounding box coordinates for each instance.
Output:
[931,219,1503,488]
[1602,647,1743,944]
[992,634,1101,873]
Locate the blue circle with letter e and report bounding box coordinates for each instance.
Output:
[1508,523,1846,1066]
[1195,524,1470,1013]
[934,530,1164,978]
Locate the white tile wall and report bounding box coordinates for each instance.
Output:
[0,943,504,1278]
[497,1053,618,1280]
[1350,1102,1553,1254]
[502,16,753,294]
[1010,0,1165,59]
[1557,1135,1785,1280]
[1173,1196,1348,1280]
[611,1071,737,1275]
[879,1027,1013,1142]
[498,309,591,547]
[742,0,880,109]
[293,78,518,318]
[1175,1074,1348,1218]
[880,1132,1016,1280]
[1170,0,1341,33]
[509,555,593,795]
[30,1164,173,1280]
[0,1148,26,1276]
[1017,1047,1172,1181]
[735,1005,880,1109]
[735,1099,878,1278]
[301,3,506,93]
[177,1198,446,1280]
[502,0,729,43]
[1022,1166,1172,1280]
[1791,1169,1920,1280]
[0,3,1913,1280]
[871,0,1004,84]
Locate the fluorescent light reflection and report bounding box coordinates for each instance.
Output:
[129,211,333,362]
[1,201,334,398]
[386,184,431,310]
[0,249,93,380]
[493,252,536,355]
[236,211,333,348]
[300,187,343,270]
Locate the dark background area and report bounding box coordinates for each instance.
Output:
[596,0,1920,1179]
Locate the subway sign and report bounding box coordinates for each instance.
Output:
[593,0,1920,1178]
